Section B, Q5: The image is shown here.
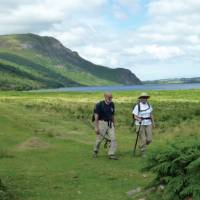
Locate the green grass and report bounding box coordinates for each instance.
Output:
[0,90,199,200]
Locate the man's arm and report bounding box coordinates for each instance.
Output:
[94,113,100,134]
[112,115,115,127]
[150,113,155,128]
[132,104,142,122]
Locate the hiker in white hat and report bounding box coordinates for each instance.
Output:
[132,92,155,157]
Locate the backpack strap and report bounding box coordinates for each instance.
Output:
[94,101,104,116]
[100,101,104,112]
[92,101,102,122]
[139,102,151,112]
[99,101,114,112]
[132,101,140,113]
[133,102,150,114]
[138,102,140,113]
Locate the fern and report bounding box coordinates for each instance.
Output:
[144,137,200,200]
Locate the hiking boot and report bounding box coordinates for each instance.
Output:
[146,140,151,145]
[93,151,98,158]
[109,155,118,160]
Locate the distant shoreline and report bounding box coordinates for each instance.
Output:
[30,82,200,92]
[143,77,200,84]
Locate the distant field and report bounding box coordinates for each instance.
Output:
[0,89,199,200]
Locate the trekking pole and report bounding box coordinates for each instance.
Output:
[103,130,111,148]
[133,121,142,156]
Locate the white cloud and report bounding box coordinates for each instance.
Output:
[1,4,64,25]
[124,45,184,60]
[0,0,107,34]
[148,0,200,16]
[145,45,184,60]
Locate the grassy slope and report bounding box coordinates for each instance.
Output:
[11,33,141,85]
[0,34,125,90]
[0,51,117,90]
[0,90,200,200]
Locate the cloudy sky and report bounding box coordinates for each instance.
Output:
[1,0,200,80]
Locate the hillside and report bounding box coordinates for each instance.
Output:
[0,33,141,90]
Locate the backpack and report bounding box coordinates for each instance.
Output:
[92,101,103,122]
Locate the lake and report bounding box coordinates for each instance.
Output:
[34,83,200,92]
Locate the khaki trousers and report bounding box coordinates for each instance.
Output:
[94,120,117,156]
[136,125,152,153]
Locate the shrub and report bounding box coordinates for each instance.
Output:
[143,137,200,200]
[0,179,11,200]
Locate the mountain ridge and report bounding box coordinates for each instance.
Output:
[0,33,141,91]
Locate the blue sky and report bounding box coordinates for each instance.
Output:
[104,0,149,30]
[0,0,200,80]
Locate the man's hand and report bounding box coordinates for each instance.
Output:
[134,115,142,123]
[95,127,100,135]
[138,117,143,123]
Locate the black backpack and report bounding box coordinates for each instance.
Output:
[92,101,104,122]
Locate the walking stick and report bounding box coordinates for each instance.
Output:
[133,121,142,156]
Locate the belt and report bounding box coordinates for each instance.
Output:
[141,117,151,120]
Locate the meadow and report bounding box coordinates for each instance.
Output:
[0,89,200,200]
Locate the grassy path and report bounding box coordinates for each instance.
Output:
[0,90,199,200]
